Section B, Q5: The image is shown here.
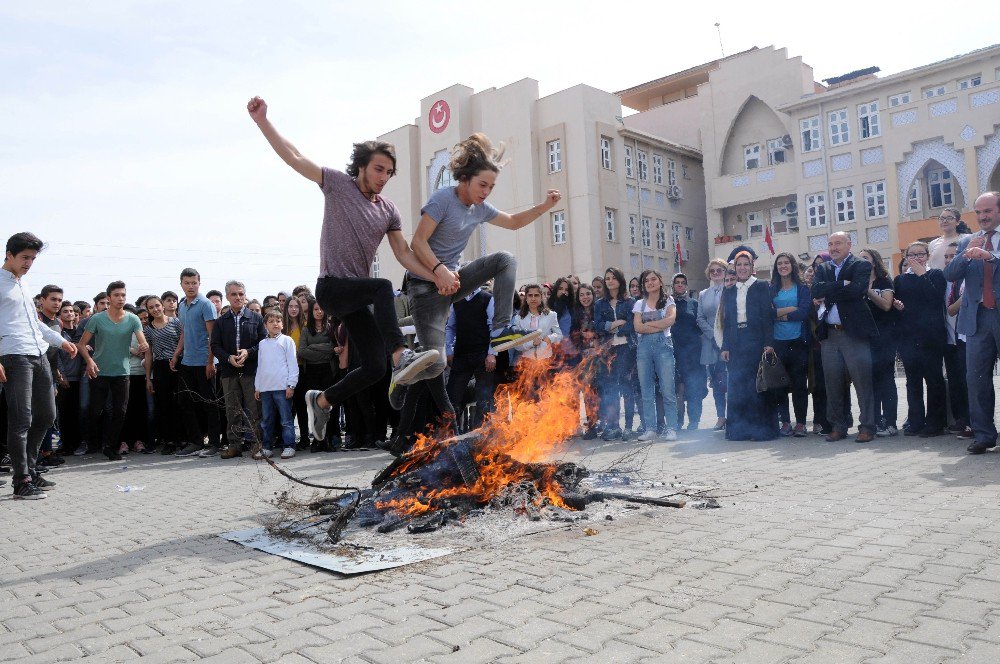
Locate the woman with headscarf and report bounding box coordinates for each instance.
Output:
[716,250,778,441]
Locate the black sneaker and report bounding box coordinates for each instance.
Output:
[490,325,543,353]
[13,477,46,500]
[31,474,55,491]
[160,443,176,455]
[38,454,65,467]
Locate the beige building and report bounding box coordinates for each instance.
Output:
[371,79,709,292]
[621,44,1000,274]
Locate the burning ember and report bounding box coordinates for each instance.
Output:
[316,351,603,540]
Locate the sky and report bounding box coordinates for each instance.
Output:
[3,0,997,303]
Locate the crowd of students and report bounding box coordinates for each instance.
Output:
[6,92,1000,500]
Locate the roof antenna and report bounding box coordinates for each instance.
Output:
[715,22,725,58]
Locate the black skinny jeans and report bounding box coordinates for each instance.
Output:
[870,332,899,428]
[774,338,809,425]
[88,375,129,451]
[899,340,946,431]
[177,364,221,447]
[315,276,405,406]
[151,359,181,445]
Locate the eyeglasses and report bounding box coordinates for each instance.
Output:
[906,252,928,258]
[938,216,957,222]
[709,268,725,274]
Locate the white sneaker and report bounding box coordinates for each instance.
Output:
[73,447,87,457]
[280,447,296,459]
[637,430,657,442]
[252,448,274,460]
[661,429,678,441]
[391,349,440,386]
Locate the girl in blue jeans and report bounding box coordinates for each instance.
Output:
[632,269,679,441]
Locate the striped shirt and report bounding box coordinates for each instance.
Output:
[144,318,182,361]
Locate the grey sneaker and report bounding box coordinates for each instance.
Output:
[198,446,220,458]
[637,430,657,442]
[305,390,332,440]
[174,443,204,457]
[661,429,678,441]
[391,348,440,386]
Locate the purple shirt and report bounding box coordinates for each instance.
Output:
[319,168,402,278]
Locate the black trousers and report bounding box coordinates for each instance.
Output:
[177,364,220,447]
[944,340,969,426]
[56,380,82,453]
[447,352,495,433]
[774,338,809,425]
[316,275,404,407]
[151,359,182,445]
[121,375,148,444]
[89,376,129,451]
[871,332,899,428]
[899,340,946,431]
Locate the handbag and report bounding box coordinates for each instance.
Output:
[756,349,790,393]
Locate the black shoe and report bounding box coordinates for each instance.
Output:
[582,427,598,440]
[296,438,311,452]
[310,439,327,453]
[902,426,922,436]
[12,477,46,500]
[31,474,55,491]
[38,455,65,467]
[918,427,945,438]
[103,447,123,461]
[160,444,176,455]
[34,465,49,474]
[601,427,622,441]
[967,441,994,455]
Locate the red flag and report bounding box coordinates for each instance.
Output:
[764,224,775,255]
[676,239,684,267]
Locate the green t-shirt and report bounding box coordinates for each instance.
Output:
[85,311,141,377]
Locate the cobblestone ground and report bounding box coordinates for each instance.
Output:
[3,378,1000,663]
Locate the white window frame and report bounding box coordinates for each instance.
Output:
[624,146,634,179]
[828,108,850,146]
[908,180,922,213]
[800,116,822,152]
[806,192,828,228]
[858,101,880,139]
[923,84,947,99]
[605,208,617,242]
[766,138,786,165]
[746,211,764,238]
[628,214,638,246]
[667,158,677,186]
[551,211,566,244]
[547,140,562,173]
[863,180,887,219]
[833,187,856,224]
[655,219,667,250]
[744,143,761,170]
[888,92,912,107]
[600,136,612,170]
[637,150,648,181]
[958,75,982,90]
[770,207,788,234]
[927,168,954,208]
[640,216,652,249]
[652,154,663,185]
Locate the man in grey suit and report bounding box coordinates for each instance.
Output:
[697,259,728,431]
[942,191,1000,454]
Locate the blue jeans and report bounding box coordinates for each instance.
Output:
[259,391,294,448]
[636,334,678,431]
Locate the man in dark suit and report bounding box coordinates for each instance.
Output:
[942,192,1000,454]
[210,280,266,459]
[812,232,878,443]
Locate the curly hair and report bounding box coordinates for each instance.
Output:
[449,133,506,182]
[346,141,397,178]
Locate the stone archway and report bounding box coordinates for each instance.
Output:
[718,95,788,176]
[977,127,1000,194]
[896,139,968,216]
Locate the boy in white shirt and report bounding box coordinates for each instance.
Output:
[254,311,299,459]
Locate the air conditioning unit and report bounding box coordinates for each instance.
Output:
[787,215,799,229]
[781,134,793,149]
[784,198,798,215]
[667,184,682,200]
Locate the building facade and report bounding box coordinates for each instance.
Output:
[620,44,1000,275]
[371,79,709,292]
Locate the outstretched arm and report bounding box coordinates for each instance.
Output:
[247,96,322,184]
[490,190,562,230]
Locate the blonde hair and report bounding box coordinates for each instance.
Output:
[705,258,728,279]
[449,133,506,181]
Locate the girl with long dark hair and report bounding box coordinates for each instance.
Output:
[769,252,812,437]
[594,267,636,440]
[858,248,898,437]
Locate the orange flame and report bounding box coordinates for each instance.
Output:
[376,349,600,517]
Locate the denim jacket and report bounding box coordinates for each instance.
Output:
[594,296,636,347]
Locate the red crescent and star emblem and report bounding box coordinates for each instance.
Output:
[428,100,450,134]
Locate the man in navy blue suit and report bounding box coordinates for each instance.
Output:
[943,191,1000,454]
